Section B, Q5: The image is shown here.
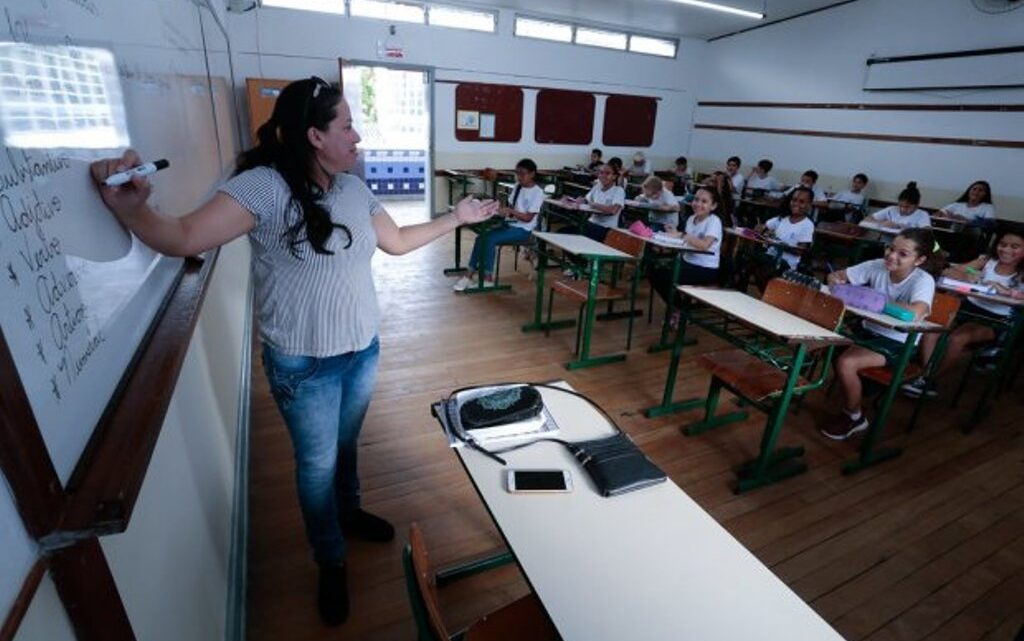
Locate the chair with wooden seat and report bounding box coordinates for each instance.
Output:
[684,279,846,491]
[545,228,646,353]
[857,291,961,432]
[402,523,560,641]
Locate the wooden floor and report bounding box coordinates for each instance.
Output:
[247,201,1024,641]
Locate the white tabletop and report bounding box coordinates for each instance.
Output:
[937,282,1024,308]
[544,198,597,213]
[618,229,712,254]
[533,232,632,259]
[841,305,944,332]
[679,286,848,344]
[725,227,806,252]
[446,382,844,641]
[858,220,952,235]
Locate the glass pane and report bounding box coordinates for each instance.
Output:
[261,0,345,13]
[429,5,495,32]
[630,35,677,57]
[514,17,572,43]
[575,27,627,51]
[350,0,425,23]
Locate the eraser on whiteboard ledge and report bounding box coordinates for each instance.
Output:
[883,303,916,322]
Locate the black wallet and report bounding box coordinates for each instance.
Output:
[458,385,544,431]
[567,433,667,497]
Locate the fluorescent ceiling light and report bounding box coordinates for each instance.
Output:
[664,0,764,19]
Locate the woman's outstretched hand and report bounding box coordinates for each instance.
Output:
[90,148,152,222]
[453,196,499,225]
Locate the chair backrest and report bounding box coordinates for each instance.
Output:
[403,523,450,641]
[927,291,961,327]
[604,228,646,258]
[763,278,845,331]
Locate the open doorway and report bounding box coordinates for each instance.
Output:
[340,61,431,226]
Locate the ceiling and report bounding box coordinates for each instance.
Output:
[467,0,853,40]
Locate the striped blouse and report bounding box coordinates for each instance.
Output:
[219,166,383,357]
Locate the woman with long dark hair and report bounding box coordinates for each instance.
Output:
[90,77,496,626]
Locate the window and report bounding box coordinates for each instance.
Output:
[630,35,677,58]
[575,27,627,51]
[514,17,573,43]
[349,0,425,23]
[261,0,345,13]
[428,5,495,32]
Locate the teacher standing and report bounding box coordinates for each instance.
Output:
[91,77,496,626]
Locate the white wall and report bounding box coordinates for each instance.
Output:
[690,0,1024,218]
[12,239,252,641]
[223,6,707,210]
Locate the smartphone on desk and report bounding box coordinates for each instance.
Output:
[506,469,572,493]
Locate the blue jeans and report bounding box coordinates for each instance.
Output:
[262,337,380,565]
[468,224,532,276]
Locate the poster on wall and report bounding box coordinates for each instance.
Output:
[456,110,479,130]
[479,113,496,139]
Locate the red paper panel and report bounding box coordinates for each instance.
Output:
[602,94,658,147]
[454,83,523,142]
[535,89,595,145]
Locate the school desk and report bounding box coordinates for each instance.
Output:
[937,284,1024,430]
[430,382,846,641]
[838,305,945,474]
[521,232,636,370]
[443,211,514,293]
[646,286,848,491]
[812,221,886,267]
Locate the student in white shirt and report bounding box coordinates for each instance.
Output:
[784,169,828,209]
[648,185,724,314]
[725,155,745,200]
[564,163,625,242]
[673,156,692,193]
[746,186,816,290]
[637,175,680,231]
[937,180,996,225]
[831,173,869,208]
[455,158,544,291]
[606,157,628,188]
[628,151,652,178]
[826,173,870,222]
[903,230,1024,398]
[867,182,931,230]
[586,148,603,172]
[823,228,937,440]
[745,159,780,192]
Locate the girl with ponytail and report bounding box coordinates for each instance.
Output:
[90,76,497,627]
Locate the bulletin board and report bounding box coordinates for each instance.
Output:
[454,83,523,142]
[602,94,658,147]
[535,89,595,145]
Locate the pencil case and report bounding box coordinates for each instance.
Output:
[883,303,916,322]
[459,385,543,431]
[566,433,666,497]
[628,220,653,238]
[830,284,886,313]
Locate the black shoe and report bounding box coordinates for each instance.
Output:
[341,508,395,543]
[318,563,349,626]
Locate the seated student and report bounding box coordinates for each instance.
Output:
[636,175,680,231]
[743,186,816,290]
[784,170,828,207]
[936,180,996,225]
[454,158,544,291]
[867,181,931,229]
[563,163,624,242]
[586,148,603,172]
[628,152,652,178]
[903,229,1024,397]
[725,155,745,201]
[745,159,781,192]
[831,173,869,208]
[822,228,936,440]
[648,185,724,314]
[607,156,628,187]
[673,156,692,190]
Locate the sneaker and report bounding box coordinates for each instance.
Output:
[341,508,395,543]
[901,376,937,399]
[820,414,869,441]
[317,563,349,626]
[452,276,472,292]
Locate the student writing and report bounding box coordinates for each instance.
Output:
[867,181,931,229]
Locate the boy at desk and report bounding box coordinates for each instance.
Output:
[628,151,652,178]
[636,175,681,231]
[784,169,828,208]
[745,159,781,192]
[586,148,603,172]
[823,228,936,440]
[673,156,692,192]
[563,163,624,242]
[865,182,931,230]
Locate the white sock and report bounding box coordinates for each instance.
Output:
[845,408,862,421]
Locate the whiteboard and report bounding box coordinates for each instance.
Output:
[0,472,37,630]
[865,50,1024,91]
